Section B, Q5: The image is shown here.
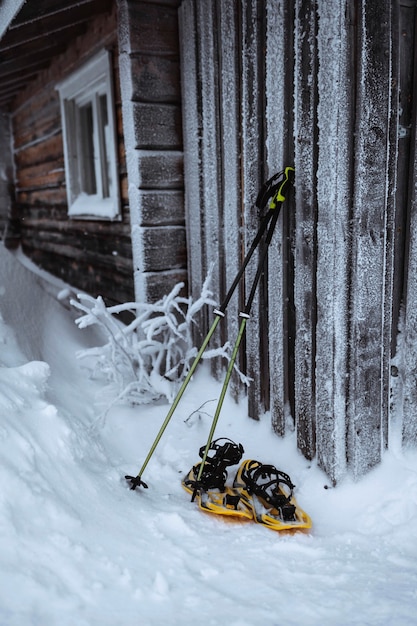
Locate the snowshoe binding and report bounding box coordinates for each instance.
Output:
[182,438,253,520]
[233,460,312,531]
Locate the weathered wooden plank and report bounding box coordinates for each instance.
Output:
[138,190,184,226]
[383,4,399,450]
[265,0,293,435]
[124,2,179,56]
[138,151,183,189]
[138,269,188,304]
[19,216,132,239]
[217,0,242,393]
[402,1,417,447]
[348,0,393,478]
[139,225,186,271]
[132,102,182,149]
[178,0,205,307]
[12,86,59,124]
[129,55,181,103]
[23,245,135,305]
[14,133,63,169]
[403,174,417,445]
[16,186,67,207]
[293,0,318,460]
[0,110,13,238]
[314,0,353,483]
[195,0,223,356]
[17,163,65,190]
[21,238,133,273]
[240,0,266,420]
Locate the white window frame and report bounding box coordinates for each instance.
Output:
[56,49,121,220]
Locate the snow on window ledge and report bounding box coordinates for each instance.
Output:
[68,192,120,221]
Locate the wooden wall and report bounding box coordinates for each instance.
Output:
[179,0,404,483]
[0,111,14,241]
[117,0,186,303]
[9,4,135,305]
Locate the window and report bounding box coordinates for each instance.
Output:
[56,49,120,220]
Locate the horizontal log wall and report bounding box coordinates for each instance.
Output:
[118,0,186,304]
[10,4,134,305]
[0,111,13,241]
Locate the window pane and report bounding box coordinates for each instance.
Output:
[79,102,97,195]
[99,94,112,199]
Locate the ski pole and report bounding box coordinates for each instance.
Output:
[193,167,294,496]
[125,168,293,490]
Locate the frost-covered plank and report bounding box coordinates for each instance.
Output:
[265,0,293,435]
[218,0,242,392]
[240,0,265,420]
[315,0,352,483]
[403,77,417,445]
[132,103,182,149]
[403,188,417,446]
[179,0,204,303]
[293,0,319,459]
[195,0,222,343]
[348,0,393,478]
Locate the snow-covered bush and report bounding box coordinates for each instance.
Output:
[71,273,249,408]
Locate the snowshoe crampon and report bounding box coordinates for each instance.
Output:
[182,463,253,519]
[233,460,312,531]
[182,438,253,520]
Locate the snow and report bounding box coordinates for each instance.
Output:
[1,245,417,625]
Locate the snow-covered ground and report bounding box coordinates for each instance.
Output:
[1,244,417,626]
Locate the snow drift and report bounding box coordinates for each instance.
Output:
[0,244,416,626]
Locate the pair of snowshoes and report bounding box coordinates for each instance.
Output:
[182,438,312,532]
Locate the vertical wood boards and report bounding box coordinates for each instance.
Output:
[178,1,203,306]
[179,0,266,400]
[348,0,394,477]
[239,0,266,420]
[314,0,353,483]
[217,0,242,392]
[195,0,222,352]
[179,0,402,480]
[265,0,293,435]
[179,0,222,354]
[402,1,417,447]
[293,0,318,460]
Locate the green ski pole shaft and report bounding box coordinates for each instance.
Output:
[125,314,222,489]
[194,315,248,491]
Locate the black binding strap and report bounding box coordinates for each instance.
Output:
[239,461,296,518]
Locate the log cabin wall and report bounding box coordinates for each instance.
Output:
[4,0,186,307]
[179,0,405,483]
[0,112,14,242]
[9,4,134,305]
[117,0,186,303]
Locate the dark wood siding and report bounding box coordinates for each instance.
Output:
[401,0,417,447]
[0,112,14,241]
[180,0,404,483]
[9,5,134,305]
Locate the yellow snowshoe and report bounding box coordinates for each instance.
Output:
[233,460,312,531]
[182,438,253,520]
